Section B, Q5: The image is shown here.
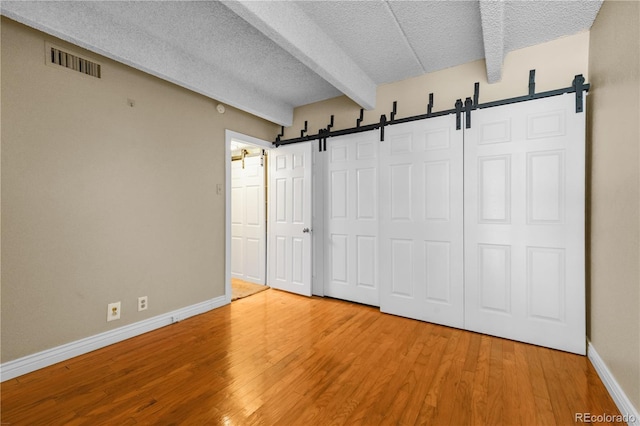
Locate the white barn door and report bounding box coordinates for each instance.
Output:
[464,94,586,354]
[379,115,465,328]
[231,155,266,284]
[268,142,313,296]
[324,132,379,306]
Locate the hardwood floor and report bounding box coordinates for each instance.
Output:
[1,289,622,425]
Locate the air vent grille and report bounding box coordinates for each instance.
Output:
[47,44,101,78]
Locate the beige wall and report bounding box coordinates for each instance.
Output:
[0,18,278,362]
[588,0,640,412]
[284,31,590,139]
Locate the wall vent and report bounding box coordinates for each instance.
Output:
[46,42,101,79]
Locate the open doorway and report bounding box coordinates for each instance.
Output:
[225,131,272,302]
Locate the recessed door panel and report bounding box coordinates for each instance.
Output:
[424,161,450,221]
[275,178,287,223]
[357,236,376,288]
[390,164,413,221]
[330,234,348,284]
[231,187,244,225]
[391,239,413,297]
[390,133,413,155]
[331,170,348,219]
[292,177,304,224]
[478,244,511,314]
[245,238,261,280]
[275,236,286,282]
[357,168,376,220]
[479,155,511,223]
[424,128,450,151]
[480,119,512,145]
[424,241,451,303]
[245,185,261,226]
[527,110,565,140]
[292,237,304,285]
[527,247,565,322]
[527,151,565,224]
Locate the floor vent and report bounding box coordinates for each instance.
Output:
[46,43,101,79]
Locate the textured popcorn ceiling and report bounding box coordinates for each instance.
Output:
[1,0,602,126]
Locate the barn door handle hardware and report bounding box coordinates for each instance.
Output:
[455,99,463,130]
[275,126,284,145]
[379,114,387,142]
[427,93,434,117]
[327,115,334,132]
[356,108,364,127]
[318,129,325,152]
[465,97,474,129]
[319,128,328,153]
[528,69,536,97]
[572,74,587,113]
[324,115,333,152]
[302,227,312,233]
[473,82,480,106]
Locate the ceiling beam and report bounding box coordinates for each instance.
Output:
[223,0,377,111]
[479,0,506,84]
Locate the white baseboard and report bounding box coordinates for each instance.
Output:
[0,296,228,382]
[588,341,640,426]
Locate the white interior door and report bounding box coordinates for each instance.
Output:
[231,155,266,285]
[324,132,379,306]
[268,142,312,296]
[379,115,465,328]
[464,94,586,354]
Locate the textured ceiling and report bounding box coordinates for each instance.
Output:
[1,1,602,126]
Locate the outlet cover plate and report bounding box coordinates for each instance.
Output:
[107,301,121,322]
[138,296,148,312]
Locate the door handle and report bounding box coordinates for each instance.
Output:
[303,227,312,233]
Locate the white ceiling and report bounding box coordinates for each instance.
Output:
[1,1,602,126]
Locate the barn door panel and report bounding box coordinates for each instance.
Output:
[463,94,586,354]
[378,114,465,329]
[324,132,380,306]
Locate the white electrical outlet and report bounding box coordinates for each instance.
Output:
[107,301,121,322]
[138,296,148,312]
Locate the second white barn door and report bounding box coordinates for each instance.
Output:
[378,115,465,329]
[324,132,380,306]
[464,94,586,354]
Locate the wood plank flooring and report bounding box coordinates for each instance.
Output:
[1,289,623,425]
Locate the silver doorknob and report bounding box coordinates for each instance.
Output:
[303,227,311,233]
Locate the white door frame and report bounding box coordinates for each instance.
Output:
[225,130,272,304]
